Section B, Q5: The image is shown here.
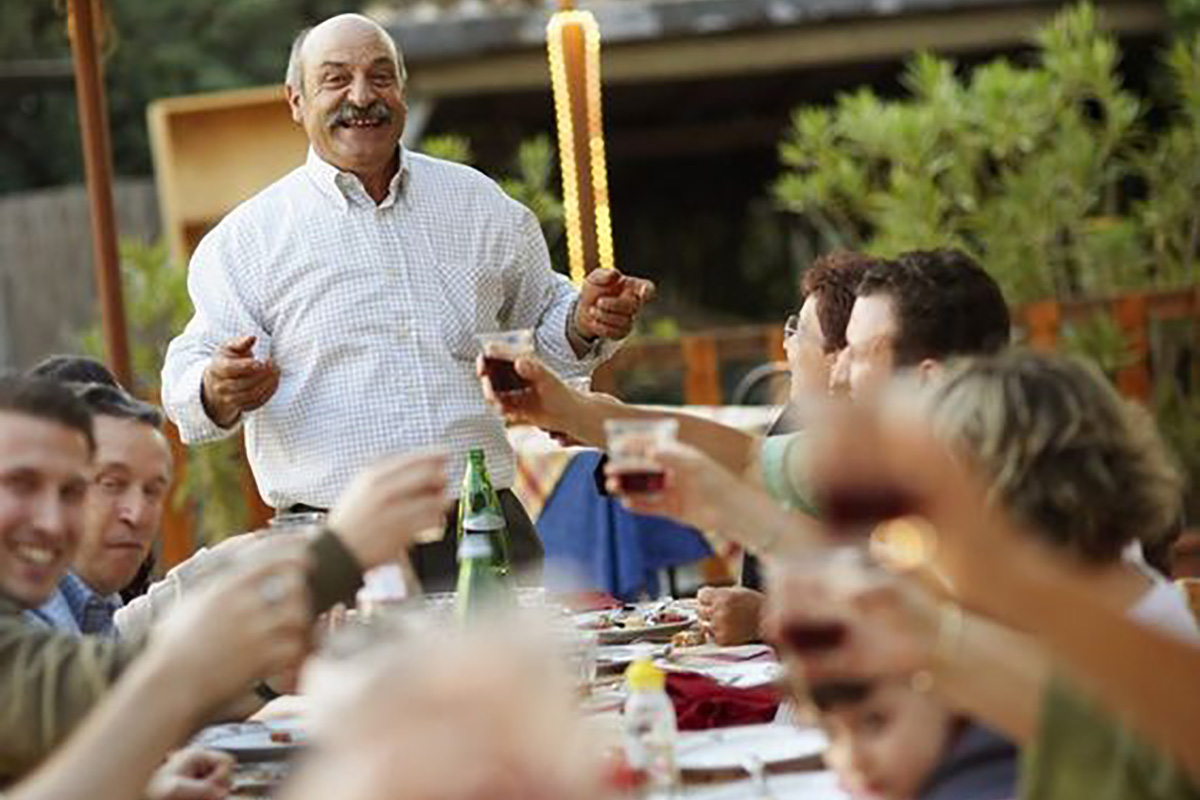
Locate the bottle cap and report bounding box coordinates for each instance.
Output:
[625,658,665,691]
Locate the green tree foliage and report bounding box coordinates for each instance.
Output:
[774,2,1198,305]
[1,0,351,192]
[775,2,1200,517]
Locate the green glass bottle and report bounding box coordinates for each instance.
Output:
[455,530,505,622]
[457,449,513,577]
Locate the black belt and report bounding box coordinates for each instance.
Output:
[281,503,329,516]
[281,490,519,517]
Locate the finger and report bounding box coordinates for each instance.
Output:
[162,778,228,800]
[587,320,633,340]
[216,372,276,397]
[696,586,718,605]
[220,335,258,356]
[586,306,635,331]
[584,268,621,289]
[201,751,236,781]
[631,278,657,304]
[240,374,280,411]
[596,294,641,316]
[211,357,271,381]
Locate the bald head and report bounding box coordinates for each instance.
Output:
[286,14,406,94]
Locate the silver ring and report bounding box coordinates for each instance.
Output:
[259,573,291,605]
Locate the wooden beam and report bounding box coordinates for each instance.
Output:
[1023,299,1062,352]
[67,0,132,389]
[1113,293,1152,403]
[407,1,1165,98]
[681,334,722,405]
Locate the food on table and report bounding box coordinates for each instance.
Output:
[670,630,707,648]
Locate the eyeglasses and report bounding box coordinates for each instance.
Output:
[783,314,800,339]
[783,314,822,348]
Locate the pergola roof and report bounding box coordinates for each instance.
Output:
[380,0,1147,62]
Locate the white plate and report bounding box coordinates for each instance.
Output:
[576,607,698,644]
[596,643,668,668]
[676,724,827,772]
[193,721,307,762]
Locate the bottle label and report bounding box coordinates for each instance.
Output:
[462,509,505,532]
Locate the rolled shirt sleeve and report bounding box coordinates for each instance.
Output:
[502,206,620,378]
[161,215,271,444]
[759,432,819,516]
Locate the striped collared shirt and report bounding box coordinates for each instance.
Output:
[163,147,613,508]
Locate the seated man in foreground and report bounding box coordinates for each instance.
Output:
[0,374,448,780]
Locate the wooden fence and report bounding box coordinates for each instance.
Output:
[0,180,159,371]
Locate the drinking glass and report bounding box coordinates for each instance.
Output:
[477,329,535,393]
[266,511,326,541]
[604,418,678,495]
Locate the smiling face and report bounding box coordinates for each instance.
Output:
[0,412,90,608]
[286,15,407,181]
[72,416,172,597]
[819,684,955,800]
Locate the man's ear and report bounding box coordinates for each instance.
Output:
[916,359,943,384]
[285,84,304,125]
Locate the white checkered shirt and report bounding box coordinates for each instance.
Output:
[162,147,615,509]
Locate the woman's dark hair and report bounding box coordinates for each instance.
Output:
[801,251,884,353]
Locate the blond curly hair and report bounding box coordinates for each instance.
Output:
[925,350,1184,564]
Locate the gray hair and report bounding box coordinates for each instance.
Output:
[284,22,408,94]
[285,27,311,92]
[924,350,1183,564]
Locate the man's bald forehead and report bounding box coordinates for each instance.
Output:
[303,14,398,63]
[288,13,404,91]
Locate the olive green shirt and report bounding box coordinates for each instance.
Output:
[0,528,362,782]
[1021,677,1199,800]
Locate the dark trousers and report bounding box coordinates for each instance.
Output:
[286,489,543,593]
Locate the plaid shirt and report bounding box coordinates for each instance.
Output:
[25,573,120,637]
[162,147,615,509]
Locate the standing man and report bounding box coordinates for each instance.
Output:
[162,14,653,588]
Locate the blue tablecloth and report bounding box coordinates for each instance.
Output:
[536,450,714,601]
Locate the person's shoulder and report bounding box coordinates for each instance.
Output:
[191,165,311,256]
[226,165,313,225]
[408,152,520,213]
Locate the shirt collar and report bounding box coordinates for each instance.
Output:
[58,572,121,635]
[304,146,410,211]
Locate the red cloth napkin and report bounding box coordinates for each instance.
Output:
[665,671,781,731]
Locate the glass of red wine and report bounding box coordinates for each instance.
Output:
[604,418,679,496]
[477,329,535,394]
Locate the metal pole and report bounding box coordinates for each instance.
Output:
[67,0,133,388]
